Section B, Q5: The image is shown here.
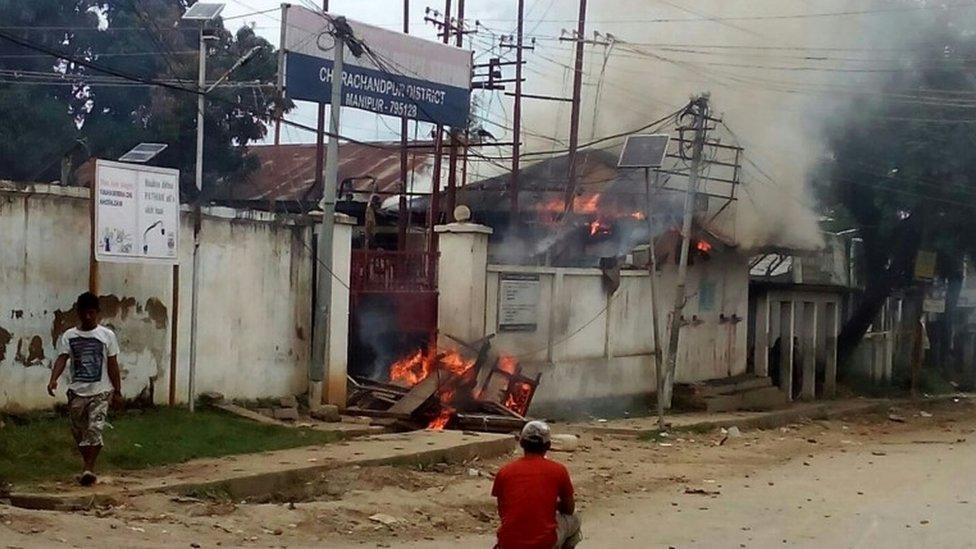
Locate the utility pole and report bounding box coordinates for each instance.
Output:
[661,94,709,410]
[314,0,329,224]
[187,24,208,412]
[507,0,528,214]
[645,168,666,430]
[310,18,346,409]
[397,0,409,249]
[563,0,587,214]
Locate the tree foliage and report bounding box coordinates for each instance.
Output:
[0,0,289,195]
[816,14,976,364]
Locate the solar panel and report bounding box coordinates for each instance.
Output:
[119,143,168,163]
[182,2,225,21]
[617,134,670,169]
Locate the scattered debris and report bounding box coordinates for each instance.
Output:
[368,513,401,527]
[727,426,742,438]
[170,496,204,504]
[310,404,341,423]
[871,451,887,456]
[888,414,907,423]
[550,434,580,452]
[198,391,224,405]
[273,407,300,421]
[684,487,721,496]
[919,411,933,418]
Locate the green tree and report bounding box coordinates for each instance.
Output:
[0,0,289,195]
[816,16,976,372]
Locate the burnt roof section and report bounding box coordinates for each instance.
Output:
[216,142,436,203]
[460,148,634,211]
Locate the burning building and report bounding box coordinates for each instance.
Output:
[422,147,758,418]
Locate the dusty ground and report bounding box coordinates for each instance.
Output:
[1,398,974,548]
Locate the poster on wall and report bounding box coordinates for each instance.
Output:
[498,273,540,332]
[94,159,180,265]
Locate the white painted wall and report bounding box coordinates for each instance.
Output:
[436,223,750,416]
[0,182,348,412]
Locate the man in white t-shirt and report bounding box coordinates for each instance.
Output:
[47,292,123,486]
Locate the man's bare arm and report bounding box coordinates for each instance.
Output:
[107,356,122,394]
[48,355,68,396]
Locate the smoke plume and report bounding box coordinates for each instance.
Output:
[484,0,950,251]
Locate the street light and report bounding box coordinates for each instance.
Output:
[182,2,224,412]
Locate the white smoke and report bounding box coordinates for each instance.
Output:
[489,0,939,251]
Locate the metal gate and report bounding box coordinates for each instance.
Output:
[348,250,438,379]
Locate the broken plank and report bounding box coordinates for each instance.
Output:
[387,372,444,415]
[454,413,526,433]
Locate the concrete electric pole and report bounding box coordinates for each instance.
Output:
[310,18,346,409]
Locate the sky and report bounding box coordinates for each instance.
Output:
[215,0,972,250]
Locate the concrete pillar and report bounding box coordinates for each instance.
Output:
[754,292,771,377]
[801,301,817,401]
[435,222,492,346]
[824,301,838,398]
[779,300,795,401]
[324,213,354,408]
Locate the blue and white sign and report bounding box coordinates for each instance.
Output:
[281,5,472,128]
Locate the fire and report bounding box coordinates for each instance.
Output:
[696,239,713,253]
[427,408,454,430]
[498,355,519,375]
[504,380,534,416]
[389,347,473,387]
[573,193,601,213]
[389,346,477,430]
[589,219,612,236]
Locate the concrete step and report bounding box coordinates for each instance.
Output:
[702,386,789,413]
[673,375,776,411]
[696,375,773,397]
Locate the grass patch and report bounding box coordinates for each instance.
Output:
[0,407,340,485]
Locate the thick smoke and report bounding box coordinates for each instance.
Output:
[497,0,939,251]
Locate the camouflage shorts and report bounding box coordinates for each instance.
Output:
[67,391,111,447]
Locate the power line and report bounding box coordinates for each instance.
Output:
[475,1,976,24]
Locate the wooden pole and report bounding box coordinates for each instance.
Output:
[88,179,99,294]
[168,265,180,406]
[397,0,409,249]
[509,0,525,214]
[563,0,587,214]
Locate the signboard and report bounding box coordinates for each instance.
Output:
[498,273,540,332]
[94,160,179,265]
[281,5,472,127]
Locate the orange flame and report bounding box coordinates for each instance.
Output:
[427,408,454,430]
[389,347,477,430]
[696,240,713,253]
[498,355,519,375]
[390,348,474,387]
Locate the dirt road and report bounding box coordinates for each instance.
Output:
[2,399,974,548]
[389,405,976,548]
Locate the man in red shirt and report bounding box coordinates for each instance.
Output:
[491,420,582,549]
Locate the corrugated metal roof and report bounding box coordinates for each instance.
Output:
[221,141,435,202]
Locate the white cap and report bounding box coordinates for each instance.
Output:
[520,420,551,444]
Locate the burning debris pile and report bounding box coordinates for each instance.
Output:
[347,338,540,432]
